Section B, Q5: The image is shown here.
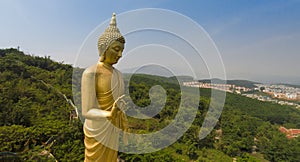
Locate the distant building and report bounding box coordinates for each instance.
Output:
[285,93,297,99]
[182,81,251,93]
[279,126,300,139]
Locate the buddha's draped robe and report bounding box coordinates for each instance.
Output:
[82,63,128,162]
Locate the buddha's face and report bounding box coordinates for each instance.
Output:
[103,41,124,65]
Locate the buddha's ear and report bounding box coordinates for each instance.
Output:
[99,44,107,61]
[98,44,106,56]
[100,51,106,62]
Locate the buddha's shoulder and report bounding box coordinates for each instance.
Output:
[82,64,98,76]
[82,64,123,76]
[113,68,122,74]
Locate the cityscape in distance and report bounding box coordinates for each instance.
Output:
[183,80,300,109]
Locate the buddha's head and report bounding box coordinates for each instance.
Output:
[98,13,125,65]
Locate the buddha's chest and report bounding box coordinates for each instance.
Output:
[95,72,113,94]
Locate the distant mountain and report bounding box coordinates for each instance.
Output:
[169,75,194,82]
[278,83,300,88]
[120,65,175,77]
[123,72,260,88]
[121,66,264,88]
[120,65,196,80]
[123,73,180,86]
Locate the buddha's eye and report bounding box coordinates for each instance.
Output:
[113,47,121,52]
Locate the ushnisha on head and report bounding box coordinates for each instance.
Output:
[98,13,125,64]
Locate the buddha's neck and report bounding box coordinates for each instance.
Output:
[99,61,114,70]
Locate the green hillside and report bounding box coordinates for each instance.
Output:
[0,48,84,161]
[1,48,300,161]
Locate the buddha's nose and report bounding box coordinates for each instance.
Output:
[117,51,122,57]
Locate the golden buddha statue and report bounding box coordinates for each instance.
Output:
[81,13,128,162]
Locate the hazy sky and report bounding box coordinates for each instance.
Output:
[1,0,300,84]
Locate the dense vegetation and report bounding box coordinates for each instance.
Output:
[1,48,300,161]
[0,49,83,161]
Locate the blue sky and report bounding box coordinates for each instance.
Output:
[1,0,300,84]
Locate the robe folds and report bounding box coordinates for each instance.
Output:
[82,63,128,162]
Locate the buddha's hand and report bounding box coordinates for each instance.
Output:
[111,95,126,118]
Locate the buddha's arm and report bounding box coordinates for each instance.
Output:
[85,97,124,120]
[81,68,112,120]
[83,108,111,119]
